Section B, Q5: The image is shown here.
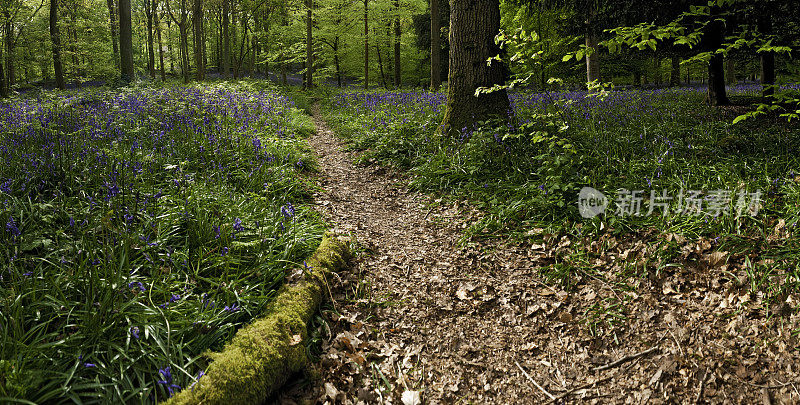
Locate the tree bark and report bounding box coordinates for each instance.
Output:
[106,0,119,69]
[440,0,509,135]
[669,55,680,87]
[193,0,203,80]
[0,42,7,97]
[222,0,230,78]
[429,0,440,91]
[393,0,401,87]
[363,0,369,89]
[156,2,166,81]
[652,55,661,85]
[705,7,729,106]
[50,0,65,89]
[758,13,775,98]
[166,19,176,74]
[4,19,15,87]
[584,2,599,86]
[145,0,156,78]
[305,0,313,88]
[119,0,134,82]
[725,58,736,85]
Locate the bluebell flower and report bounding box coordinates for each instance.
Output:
[130,326,140,339]
[129,281,145,292]
[156,366,182,397]
[233,218,243,233]
[281,203,295,219]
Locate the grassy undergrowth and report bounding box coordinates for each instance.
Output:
[0,81,323,403]
[316,84,800,297]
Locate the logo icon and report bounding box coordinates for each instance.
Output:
[578,187,607,218]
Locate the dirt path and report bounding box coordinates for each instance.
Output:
[278,105,800,404]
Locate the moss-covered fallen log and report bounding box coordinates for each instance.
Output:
[166,234,350,405]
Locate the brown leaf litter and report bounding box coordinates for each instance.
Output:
[276,105,800,404]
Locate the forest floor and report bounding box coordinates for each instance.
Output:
[278,105,800,404]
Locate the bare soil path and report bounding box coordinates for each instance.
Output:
[278,105,800,404]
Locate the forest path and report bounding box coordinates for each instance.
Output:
[274,104,777,404]
[279,104,552,404]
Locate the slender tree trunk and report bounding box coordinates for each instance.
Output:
[725,58,736,85]
[758,14,775,98]
[193,0,203,80]
[670,55,680,87]
[394,0,401,87]
[441,0,509,134]
[305,0,313,88]
[156,5,166,81]
[363,0,369,89]
[119,0,134,82]
[652,55,661,85]
[0,43,7,98]
[430,0,440,91]
[706,7,729,106]
[376,39,388,89]
[145,0,155,78]
[222,0,230,78]
[166,19,176,74]
[50,0,65,89]
[180,23,190,83]
[106,0,119,69]
[5,20,15,87]
[334,37,341,87]
[584,2,599,86]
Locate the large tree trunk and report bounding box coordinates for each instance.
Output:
[119,0,134,82]
[166,19,176,74]
[193,0,203,80]
[584,2,599,86]
[440,0,509,135]
[106,0,119,69]
[705,8,729,106]
[222,0,230,78]
[156,3,166,81]
[50,0,65,89]
[429,0,440,91]
[179,23,190,83]
[393,0,401,87]
[363,0,369,89]
[145,0,156,78]
[334,37,341,87]
[305,0,313,88]
[758,14,775,98]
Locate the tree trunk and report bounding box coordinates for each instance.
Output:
[119,0,134,82]
[156,3,166,81]
[705,8,729,106]
[5,20,15,87]
[363,0,369,89]
[0,43,7,98]
[167,19,176,74]
[193,0,203,81]
[145,0,155,78]
[441,0,509,135]
[50,0,65,89]
[394,0,401,87]
[758,14,775,98]
[725,58,736,85]
[376,40,388,89]
[305,0,313,88]
[222,0,230,78]
[334,38,341,87]
[429,0,440,91]
[652,55,661,85]
[584,2,599,86]
[179,23,190,83]
[106,0,119,69]
[669,55,680,87]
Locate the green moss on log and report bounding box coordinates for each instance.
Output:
[165,234,350,405]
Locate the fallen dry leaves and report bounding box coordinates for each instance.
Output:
[276,106,800,405]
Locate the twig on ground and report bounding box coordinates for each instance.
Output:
[515,360,556,401]
[545,375,614,404]
[592,346,660,372]
[761,387,772,405]
[695,367,708,404]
